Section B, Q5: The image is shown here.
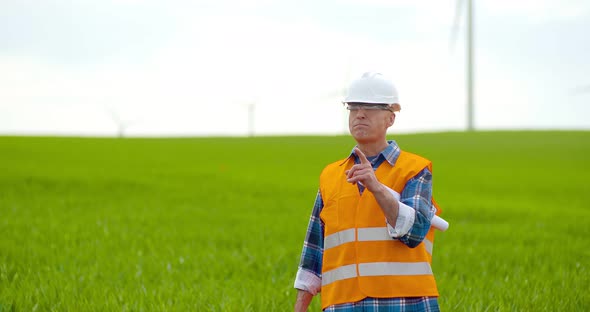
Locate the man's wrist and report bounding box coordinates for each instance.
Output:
[369,181,387,195]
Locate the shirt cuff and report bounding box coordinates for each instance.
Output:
[294,267,321,295]
[386,201,416,238]
[384,184,401,201]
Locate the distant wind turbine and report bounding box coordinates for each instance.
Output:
[106,107,132,138]
[248,101,255,137]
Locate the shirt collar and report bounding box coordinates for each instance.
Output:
[344,140,401,166]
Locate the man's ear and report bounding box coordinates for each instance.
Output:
[388,112,396,127]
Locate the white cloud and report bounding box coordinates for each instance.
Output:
[149,14,352,99]
[2,0,588,136]
[0,11,465,135]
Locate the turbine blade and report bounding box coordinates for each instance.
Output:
[571,85,590,94]
[449,0,465,53]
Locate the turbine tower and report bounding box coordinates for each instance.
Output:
[451,0,476,131]
[466,0,475,131]
[248,102,255,137]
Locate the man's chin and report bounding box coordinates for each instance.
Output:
[351,132,372,143]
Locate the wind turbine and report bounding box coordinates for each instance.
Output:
[328,59,353,135]
[451,0,476,131]
[106,106,132,138]
[248,101,255,137]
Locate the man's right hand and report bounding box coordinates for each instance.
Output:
[294,289,314,312]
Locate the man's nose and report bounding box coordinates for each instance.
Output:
[355,109,367,118]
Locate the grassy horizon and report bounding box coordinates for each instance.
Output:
[1,131,589,311]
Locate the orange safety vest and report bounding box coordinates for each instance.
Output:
[319,150,441,309]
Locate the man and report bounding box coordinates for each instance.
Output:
[294,72,442,311]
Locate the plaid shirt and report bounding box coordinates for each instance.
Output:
[296,140,438,311]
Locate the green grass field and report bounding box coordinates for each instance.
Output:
[1,131,589,311]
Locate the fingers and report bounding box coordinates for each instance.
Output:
[346,164,368,179]
[347,148,372,186]
[354,147,370,165]
[347,167,373,183]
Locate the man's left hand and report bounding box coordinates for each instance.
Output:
[346,147,383,193]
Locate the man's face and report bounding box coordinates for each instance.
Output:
[348,105,395,143]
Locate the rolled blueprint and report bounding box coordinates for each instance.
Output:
[381,183,449,232]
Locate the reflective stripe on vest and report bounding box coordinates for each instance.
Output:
[322,262,433,286]
[324,227,434,255]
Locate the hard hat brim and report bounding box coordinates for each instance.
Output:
[342,101,401,112]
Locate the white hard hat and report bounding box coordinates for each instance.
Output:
[343,72,399,105]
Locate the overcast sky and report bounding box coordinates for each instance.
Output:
[1,0,589,136]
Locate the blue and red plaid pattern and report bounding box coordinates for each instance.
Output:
[324,296,440,312]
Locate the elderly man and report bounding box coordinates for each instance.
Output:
[294,72,443,311]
